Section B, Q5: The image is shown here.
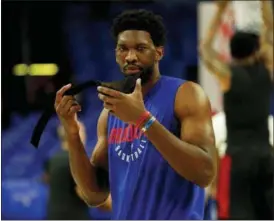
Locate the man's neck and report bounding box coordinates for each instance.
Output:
[233,54,258,66]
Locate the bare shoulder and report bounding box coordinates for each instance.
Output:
[174,81,212,119]
[174,81,216,158]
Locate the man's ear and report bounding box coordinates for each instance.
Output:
[155,46,164,61]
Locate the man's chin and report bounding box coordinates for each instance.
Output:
[122,70,151,84]
[122,71,142,79]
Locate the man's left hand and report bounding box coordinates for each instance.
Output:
[97,78,146,125]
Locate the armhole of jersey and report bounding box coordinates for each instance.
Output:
[173,80,187,121]
[223,67,237,95]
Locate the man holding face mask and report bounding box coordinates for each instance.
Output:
[54,9,217,220]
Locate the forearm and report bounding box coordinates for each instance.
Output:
[200,48,222,70]
[67,134,109,205]
[261,1,273,45]
[200,36,231,80]
[203,1,229,46]
[145,120,215,187]
[261,0,273,29]
[200,2,229,74]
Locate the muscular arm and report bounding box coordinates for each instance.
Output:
[144,82,217,187]
[68,109,109,206]
[199,1,231,90]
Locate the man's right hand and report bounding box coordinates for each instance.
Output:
[54,84,82,135]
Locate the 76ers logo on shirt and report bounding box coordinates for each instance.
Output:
[108,124,147,162]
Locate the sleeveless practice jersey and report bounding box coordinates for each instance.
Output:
[107,76,205,219]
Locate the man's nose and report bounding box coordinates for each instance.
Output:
[125,50,138,63]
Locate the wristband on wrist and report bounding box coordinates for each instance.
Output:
[141,115,156,133]
[135,111,151,128]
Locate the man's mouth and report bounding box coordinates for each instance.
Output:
[124,66,142,74]
[126,69,141,74]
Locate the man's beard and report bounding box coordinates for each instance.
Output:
[140,66,154,85]
[122,65,154,85]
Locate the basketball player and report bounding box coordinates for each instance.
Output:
[200,1,273,219]
[55,9,217,219]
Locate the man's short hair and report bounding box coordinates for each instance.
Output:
[230,31,260,59]
[111,9,167,46]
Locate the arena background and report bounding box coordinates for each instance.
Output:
[1,0,273,219]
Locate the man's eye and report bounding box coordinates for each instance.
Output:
[118,47,127,52]
[137,47,146,51]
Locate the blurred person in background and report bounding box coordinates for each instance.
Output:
[54,9,217,220]
[200,0,273,219]
[204,112,226,220]
[44,122,91,220]
[207,111,274,220]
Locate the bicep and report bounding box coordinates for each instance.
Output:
[90,109,109,171]
[180,110,219,184]
[180,113,214,152]
[175,82,216,155]
[176,82,218,181]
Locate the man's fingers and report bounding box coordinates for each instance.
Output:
[60,96,76,108]
[58,96,73,109]
[56,96,72,114]
[55,84,72,106]
[97,86,124,98]
[103,102,114,111]
[68,105,82,116]
[57,84,72,97]
[62,99,80,114]
[56,96,80,116]
[98,93,118,104]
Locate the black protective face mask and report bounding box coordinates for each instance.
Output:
[30,74,140,148]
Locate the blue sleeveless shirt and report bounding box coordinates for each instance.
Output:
[107,76,205,219]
